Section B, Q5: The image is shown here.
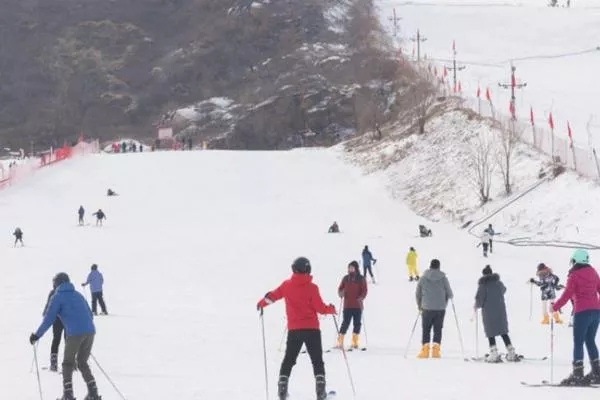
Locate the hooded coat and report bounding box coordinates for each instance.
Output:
[475,273,509,338]
[416,269,453,311]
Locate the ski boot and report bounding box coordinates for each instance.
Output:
[50,353,58,372]
[553,312,563,324]
[560,361,589,386]
[84,380,102,400]
[541,313,550,325]
[417,343,430,359]
[505,345,520,362]
[60,383,76,400]
[431,343,441,358]
[415,276,420,281]
[277,376,289,400]
[409,277,414,282]
[315,374,327,400]
[485,345,502,363]
[59,392,76,400]
[351,334,360,350]
[584,359,600,384]
[335,334,344,349]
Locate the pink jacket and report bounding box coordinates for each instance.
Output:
[553,264,600,313]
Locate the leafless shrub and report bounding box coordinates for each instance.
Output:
[496,119,523,195]
[467,130,496,204]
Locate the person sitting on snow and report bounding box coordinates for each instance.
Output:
[328,222,340,233]
[419,225,432,237]
[107,189,118,197]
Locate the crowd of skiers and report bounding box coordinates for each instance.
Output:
[256,244,600,400]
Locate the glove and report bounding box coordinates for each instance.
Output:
[256,295,273,311]
[29,333,39,345]
[327,304,337,315]
[557,284,565,290]
[529,278,535,284]
[373,259,378,265]
[81,283,86,287]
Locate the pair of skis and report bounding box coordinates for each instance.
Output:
[521,380,599,388]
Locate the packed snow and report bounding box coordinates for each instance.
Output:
[1,150,598,400]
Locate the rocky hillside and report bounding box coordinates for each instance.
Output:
[0,0,421,150]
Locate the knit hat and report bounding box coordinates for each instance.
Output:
[482,265,493,275]
[537,263,547,272]
[410,247,415,251]
[430,259,440,269]
[91,264,98,271]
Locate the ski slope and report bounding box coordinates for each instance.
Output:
[376,0,600,145]
[1,150,598,399]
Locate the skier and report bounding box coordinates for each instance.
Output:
[328,222,340,233]
[361,245,377,284]
[43,283,65,372]
[480,230,491,257]
[336,261,367,350]
[552,249,600,386]
[256,257,336,400]
[416,259,453,358]
[92,209,106,226]
[29,273,101,400]
[82,264,107,315]
[475,265,519,362]
[78,206,85,226]
[484,224,495,253]
[13,227,24,247]
[407,247,419,282]
[529,263,563,324]
[107,189,118,196]
[419,224,432,237]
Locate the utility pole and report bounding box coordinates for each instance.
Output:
[410,29,427,62]
[498,63,527,120]
[388,8,402,37]
[446,40,465,93]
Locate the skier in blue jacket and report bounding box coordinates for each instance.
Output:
[82,264,108,315]
[30,272,101,400]
[362,246,377,283]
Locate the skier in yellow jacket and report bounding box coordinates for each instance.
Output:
[407,247,419,282]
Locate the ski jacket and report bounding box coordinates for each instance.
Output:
[484,227,495,236]
[481,232,491,244]
[406,250,417,267]
[84,270,104,293]
[94,211,105,219]
[475,273,509,337]
[531,272,560,301]
[416,269,453,311]
[257,273,335,330]
[78,207,85,217]
[553,264,600,314]
[338,273,367,310]
[14,229,23,238]
[35,282,95,338]
[362,248,375,267]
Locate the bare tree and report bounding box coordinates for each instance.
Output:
[412,80,435,134]
[496,119,523,195]
[467,130,496,204]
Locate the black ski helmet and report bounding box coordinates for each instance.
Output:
[53,272,70,288]
[292,257,311,274]
[91,264,98,271]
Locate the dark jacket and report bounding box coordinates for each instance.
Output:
[338,272,368,309]
[362,248,375,267]
[14,229,23,239]
[475,273,509,337]
[93,210,106,219]
[78,207,85,217]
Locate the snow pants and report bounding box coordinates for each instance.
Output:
[363,265,374,279]
[482,243,489,257]
[63,334,96,395]
[422,310,445,345]
[407,263,419,279]
[280,329,325,378]
[489,239,493,253]
[339,308,362,335]
[572,309,600,362]
[91,291,107,314]
[488,334,511,347]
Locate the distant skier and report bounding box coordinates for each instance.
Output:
[43,283,64,372]
[479,230,491,257]
[92,209,106,226]
[362,245,377,284]
[256,257,336,400]
[416,259,453,358]
[336,261,367,350]
[484,224,495,253]
[29,272,102,400]
[13,227,24,247]
[78,206,85,226]
[407,247,420,282]
[328,222,340,233]
[530,263,563,324]
[552,249,600,386]
[107,189,118,196]
[121,142,127,153]
[82,264,107,315]
[419,224,432,237]
[475,265,519,362]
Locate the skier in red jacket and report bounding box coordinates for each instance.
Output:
[336,261,368,349]
[257,257,336,400]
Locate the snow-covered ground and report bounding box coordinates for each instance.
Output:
[376,0,600,146]
[1,150,598,399]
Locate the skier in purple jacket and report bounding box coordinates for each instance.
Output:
[82,264,108,315]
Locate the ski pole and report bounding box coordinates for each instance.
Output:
[90,353,128,400]
[362,310,368,348]
[333,298,343,347]
[403,311,420,358]
[332,315,356,399]
[259,310,270,400]
[32,344,44,400]
[277,322,287,352]
[475,310,479,359]
[529,283,533,322]
[550,315,555,384]
[451,299,467,361]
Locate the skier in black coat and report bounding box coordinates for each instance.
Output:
[13,227,24,247]
[92,210,106,226]
[78,206,85,226]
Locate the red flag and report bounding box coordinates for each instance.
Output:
[485,87,491,102]
[530,107,535,126]
[511,75,516,88]
[568,121,573,148]
[548,112,554,130]
[443,66,448,77]
[458,82,462,92]
[476,86,481,98]
[509,101,515,116]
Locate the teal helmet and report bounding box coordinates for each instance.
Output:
[571,249,590,265]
